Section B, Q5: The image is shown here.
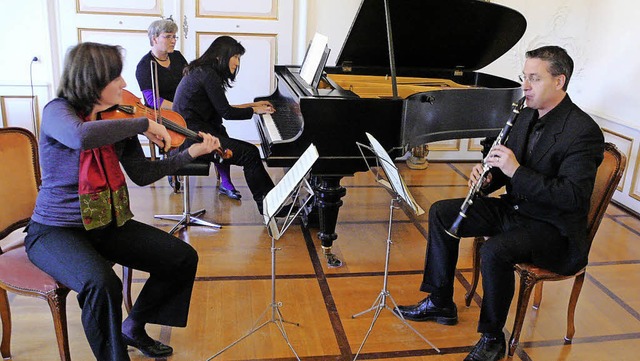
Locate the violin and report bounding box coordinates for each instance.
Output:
[99,89,232,160]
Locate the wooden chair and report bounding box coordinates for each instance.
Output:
[0,127,133,361]
[463,142,626,357]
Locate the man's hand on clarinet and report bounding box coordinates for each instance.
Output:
[468,164,492,188]
[483,144,520,178]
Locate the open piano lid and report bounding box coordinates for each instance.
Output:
[336,0,527,71]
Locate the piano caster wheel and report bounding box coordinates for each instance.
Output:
[406,144,429,170]
[323,247,343,268]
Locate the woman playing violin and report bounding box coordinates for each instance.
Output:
[174,35,277,214]
[25,42,219,360]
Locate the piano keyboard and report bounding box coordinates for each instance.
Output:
[262,113,282,142]
[260,101,303,143]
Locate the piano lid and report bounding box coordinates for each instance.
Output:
[336,0,526,71]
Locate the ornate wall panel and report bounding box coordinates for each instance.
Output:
[76,0,161,16]
[197,0,277,19]
[0,96,39,134]
[429,139,461,152]
[196,32,277,143]
[78,29,150,97]
[603,128,632,192]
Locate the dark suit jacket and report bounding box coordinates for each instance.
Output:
[486,95,604,274]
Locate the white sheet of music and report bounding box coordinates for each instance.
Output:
[263,144,319,224]
[365,133,424,216]
[300,33,329,86]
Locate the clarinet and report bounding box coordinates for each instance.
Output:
[445,96,526,239]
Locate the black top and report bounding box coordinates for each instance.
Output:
[337,0,526,71]
[135,50,188,106]
[173,67,254,136]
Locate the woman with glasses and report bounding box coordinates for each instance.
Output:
[136,18,186,111]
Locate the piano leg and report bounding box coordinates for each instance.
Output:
[314,176,346,267]
[406,144,429,170]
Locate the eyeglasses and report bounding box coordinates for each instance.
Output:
[518,74,542,84]
[161,35,179,40]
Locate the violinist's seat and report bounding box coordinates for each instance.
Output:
[0,127,133,361]
[155,161,222,234]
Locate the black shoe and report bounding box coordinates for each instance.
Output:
[219,185,242,200]
[122,333,173,358]
[394,296,458,325]
[464,333,506,361]
[168,176,181,193]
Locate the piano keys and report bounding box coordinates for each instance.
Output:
[254,0,527,267]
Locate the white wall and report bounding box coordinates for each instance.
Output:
[3,0,640,212]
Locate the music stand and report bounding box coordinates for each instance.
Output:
[207,144,319,361]
[350,133,439,360]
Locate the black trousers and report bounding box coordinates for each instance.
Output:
[421,197,567,333]
[185,126,275,206]
[25,219,198,361]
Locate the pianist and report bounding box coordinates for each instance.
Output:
[395,46,604,361]
[173,35,278,214]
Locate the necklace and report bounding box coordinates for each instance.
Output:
[152,53,169,62]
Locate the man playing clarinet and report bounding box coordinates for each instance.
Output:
[395,45,604,361]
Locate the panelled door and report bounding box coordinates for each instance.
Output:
[57,0,294,143]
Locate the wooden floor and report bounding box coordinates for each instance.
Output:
[4,161,640,361]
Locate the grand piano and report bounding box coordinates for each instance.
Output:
[254,0,526,266]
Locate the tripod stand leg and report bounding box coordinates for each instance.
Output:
[273,307,301,359]
[387,293,440,352]
[353,298,385,360]
[352,291,384,319]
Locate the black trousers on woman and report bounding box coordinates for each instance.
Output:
[185,126,275,209]
[25,219,198,361]
[421,197,568,334]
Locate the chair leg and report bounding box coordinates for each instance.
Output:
[47,288,72,361]
[122,266,133,314]
[0,289,11,359]
[508,270,537,357]
[533,282,544,309]
[565,273,585,342]
[155,175,221,234]
[465,237,484,307]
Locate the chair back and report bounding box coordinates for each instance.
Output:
[585,142,626,251]
[0,127,40,239]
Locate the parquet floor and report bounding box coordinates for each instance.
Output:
[3,161,640,360]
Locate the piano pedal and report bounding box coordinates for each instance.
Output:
[406,144,430,170]
[323,247,343,268]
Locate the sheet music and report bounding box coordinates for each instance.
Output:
[300,33,329,86]
[365,133,424,215]
[263,144,319,224]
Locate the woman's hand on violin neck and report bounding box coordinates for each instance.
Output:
[144,119,172,153]
[188,132,220,158]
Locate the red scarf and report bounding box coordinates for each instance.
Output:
[78,119,133,230]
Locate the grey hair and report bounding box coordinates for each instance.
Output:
[147,19,178,46]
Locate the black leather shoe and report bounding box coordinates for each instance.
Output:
[394,296,458,325]
[168,176,181,193]
[219,185,242,200]
[464,333,506,361]
[122,333,173,358]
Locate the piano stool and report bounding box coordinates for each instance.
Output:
[154,161,222,234]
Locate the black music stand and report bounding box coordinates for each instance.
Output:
[351,133,439,360]
[207,144,319,361]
